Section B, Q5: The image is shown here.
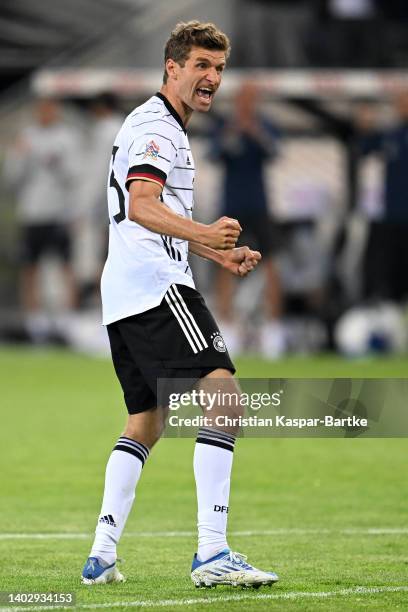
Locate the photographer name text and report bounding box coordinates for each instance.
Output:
[168,415,368,429]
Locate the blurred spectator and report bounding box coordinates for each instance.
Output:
[234,0,313,67]
[379,0,408,67]
[210,81,285,357]
[75,93,123,305]
[311,0,383,67]
[3,98,79,342]
[357,92,408,303]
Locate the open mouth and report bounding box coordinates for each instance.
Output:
[196,87,213,101]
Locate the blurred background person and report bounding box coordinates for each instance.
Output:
[75,93,124,307]
[234,0,313,67]
[311,0,382,68]
[357,91,408,304]
[3,97,79,343]
[210,81,285,358]
[0,1,407,358]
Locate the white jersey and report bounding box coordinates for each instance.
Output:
[101,93,196,325]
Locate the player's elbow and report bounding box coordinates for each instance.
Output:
[128,205,140,223]
[128,198,148,223]
[128,180,163,224]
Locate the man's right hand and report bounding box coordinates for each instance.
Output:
[201,216,242,250]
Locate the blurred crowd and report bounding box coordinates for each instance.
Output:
[1,95,123,351]
[1,82,408,357]
[234,0,408,68]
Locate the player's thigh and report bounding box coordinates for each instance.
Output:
[107,321,156,414]
[124,407,168,448]
[119,285,236,407]
[125,284,235,367]
[197,367,244,434]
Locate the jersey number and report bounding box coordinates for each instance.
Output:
[110,146,126,224]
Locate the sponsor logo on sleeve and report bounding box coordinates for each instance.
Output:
[143,140,160,161]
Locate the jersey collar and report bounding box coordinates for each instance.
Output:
[155,92,186,133]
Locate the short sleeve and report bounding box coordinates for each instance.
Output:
[125,119,180,191]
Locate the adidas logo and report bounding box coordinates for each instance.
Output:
[99,514,117,527]
[186,155,191,166]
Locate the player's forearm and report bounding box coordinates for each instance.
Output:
[129,195,206,243]
[188,242,225,266]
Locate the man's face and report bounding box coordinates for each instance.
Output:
[169,46,226,113]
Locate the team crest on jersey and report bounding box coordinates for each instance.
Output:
[143,139,160,161]
[211,331,226,353]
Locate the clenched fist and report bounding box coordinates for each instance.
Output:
[222,246,262,277]
[202,216,242,250]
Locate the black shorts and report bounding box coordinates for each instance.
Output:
[107,284,236,414]
[20,224,71,264]
[236,213,281,257]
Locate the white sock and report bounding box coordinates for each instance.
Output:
[193,427,235,562]
[90,437,149,564]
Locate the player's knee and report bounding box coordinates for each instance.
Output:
[122,427,162,450]
[200,369,244,433]
[222,397,245,423]
[123,408,167,449]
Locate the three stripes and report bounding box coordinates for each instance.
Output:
[113,436,150,466]
[196,427,236,452]
[164,284,208,354]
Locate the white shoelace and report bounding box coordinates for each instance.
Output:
[228,551,250,567]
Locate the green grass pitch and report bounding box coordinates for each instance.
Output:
[0,347,407,611]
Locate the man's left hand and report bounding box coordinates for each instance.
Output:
[222,246,262,277]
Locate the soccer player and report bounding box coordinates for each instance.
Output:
[81,21,279,589]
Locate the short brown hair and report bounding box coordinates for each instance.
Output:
[163,21,230,84]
